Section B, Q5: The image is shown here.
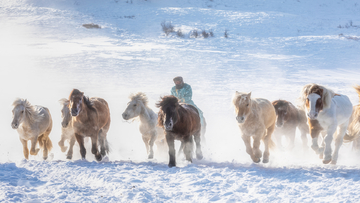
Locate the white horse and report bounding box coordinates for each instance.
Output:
[11,98,53,160]
[58,98,76,159]
[299,83,352,164]
[122,92,166,159]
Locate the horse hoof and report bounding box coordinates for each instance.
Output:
[148,154,154,159]
[168,163,176,168]
[43,156,48,160]
[253,158,261,163]
[330,160,337,165]
[95,154,102,161]
[66,155,72,160]
[263,158,269,163]
[323,159,331,164]
[196,153,203,160]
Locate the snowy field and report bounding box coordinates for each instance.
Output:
[1,0,360,201]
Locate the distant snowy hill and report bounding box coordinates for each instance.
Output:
[1,0,360,202]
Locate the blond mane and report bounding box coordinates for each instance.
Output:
[129,92,149,107]
[12,98,43,124]
[298,83,335,110]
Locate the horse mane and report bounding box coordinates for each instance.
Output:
[83,95,95,110]
[232,91,252,112]
[12,98,43,124]
[59,98,69,106]
[156,95,180,127]
[129,92,148,107]
[272,100,290,110]
[69,89,95,111]
[298,83,335,110]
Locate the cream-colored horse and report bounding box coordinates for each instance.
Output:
[11,98,53,160]
[58,98,76,159]
[343,85,360,150]
[232,92,276,163]
[122,92,166,159]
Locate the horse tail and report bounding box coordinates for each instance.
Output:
[354,85,360,101]
[38,134,53,152]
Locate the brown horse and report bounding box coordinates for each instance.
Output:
[157,95,203,167]
[344,85,360,150]
[68,89,111,161]
[232,92,276,163]
[272,100,309,149]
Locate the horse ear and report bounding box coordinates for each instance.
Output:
[247,92,252,98]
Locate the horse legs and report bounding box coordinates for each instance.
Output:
[66,136,76,159]
[75,133,86,160]
[287,129,296,150]
[299,122,309,150]
[58,130,68,153]
[331,122,348,164]
[242,135,259,163]
[142,135,150,158]
[166,133,176,168]
[148,130,157,159]
[29,136,40,156]
[323,125,337,164]
[99,120,110,157]
[90,133,102,161]
[183,135,193,163]
[20,138,29,159]
[194,131,203,160]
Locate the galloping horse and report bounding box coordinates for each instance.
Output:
[343,85,360,150]
[58,98,76,159]
[272,100,309,150]
[232,92,276,163]
[157,95,203,167]
[122,92,166,159]
[11,98,53,160]
[68,89,111,161]
[299,83,352,164]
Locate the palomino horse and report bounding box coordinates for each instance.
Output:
[122,92,166,159]
[343,85,360,150]
[11,99,53,160]
[58,98,76,159]
[232,92,276,163]
[272,100,309,150]
[157,95,203,167]
[68,89,111,161]
[299,83,352,164]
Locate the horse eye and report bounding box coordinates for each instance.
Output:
[246,104,249,107]
[21,110,24,113]
[133,104,137,107]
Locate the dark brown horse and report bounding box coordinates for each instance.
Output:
[157,95,203,167]
[272,100,309,149]
[68,89,111,161]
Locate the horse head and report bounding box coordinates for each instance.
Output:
[232,91,252,124]
[68,89,84,117]
[59,98,71,128]
[157,95,180,131]
[122,92,148,120]
[11,98,27,129]
[300,84,334,120]
[272,100,290,128]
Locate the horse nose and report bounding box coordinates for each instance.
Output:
[122,113,128,120]
[236,116,244,123]
[61,121,68,128]
[71,109,78,116]
[12,122,18,129]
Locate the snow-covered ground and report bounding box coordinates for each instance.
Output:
[1,0,360,201]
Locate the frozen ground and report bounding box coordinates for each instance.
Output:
[1,0,360,202]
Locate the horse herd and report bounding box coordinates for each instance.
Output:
[10,84,360,167]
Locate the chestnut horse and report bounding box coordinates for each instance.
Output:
[299,83,352,164]
[11,98,53,160]
[68,89,111,161]
[344,85,360,150]
[157,95,203,167]
[232,92,276,163]
[272,100,309,149]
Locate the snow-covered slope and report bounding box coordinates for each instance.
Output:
[1,0,360,201]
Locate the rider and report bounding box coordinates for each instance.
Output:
[171,76,204,127]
